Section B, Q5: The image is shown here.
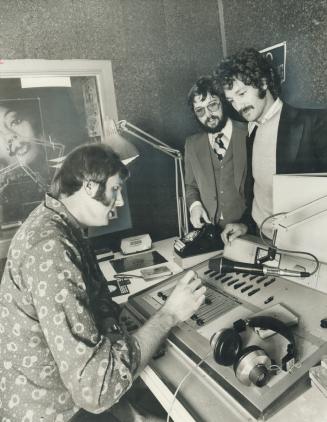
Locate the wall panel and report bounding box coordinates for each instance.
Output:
[0,0,223,243]
[222,0,327,107]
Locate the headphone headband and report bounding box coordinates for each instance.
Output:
[247,315,296,358]
[212,315,297,385]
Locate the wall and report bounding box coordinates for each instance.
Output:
[221,0,327,108]
[2,0,325,246]
[0,0,223,245]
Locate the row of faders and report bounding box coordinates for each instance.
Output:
[201,266,278,307]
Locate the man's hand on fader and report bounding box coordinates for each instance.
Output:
[162,270,206,324]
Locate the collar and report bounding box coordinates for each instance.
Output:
[208,118,232,147]
[44,193,86,237]
[248,98,283,135]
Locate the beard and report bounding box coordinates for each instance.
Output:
[196,113,228,134]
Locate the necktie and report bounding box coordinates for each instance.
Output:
[244,124,259,211]
[246,124,258,175]
[213,133,226,161]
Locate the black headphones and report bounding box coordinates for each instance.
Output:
[210,316,297,387]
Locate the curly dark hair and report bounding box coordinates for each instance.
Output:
[187,75,225,107]
[214,48,281,100]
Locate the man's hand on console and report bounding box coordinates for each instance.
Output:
[132,271,205,374]
[221,223,248,246]
[162,270,206,323]
[190,204,211,229]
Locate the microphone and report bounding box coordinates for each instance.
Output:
[209,257,310,278]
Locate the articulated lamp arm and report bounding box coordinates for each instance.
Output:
[113,119,189,237]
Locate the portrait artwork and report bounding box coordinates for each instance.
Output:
[0,61,133,256]
[0,76,101,229]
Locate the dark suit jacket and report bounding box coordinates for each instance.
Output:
[184,120,247,224]
[243,102,327,230]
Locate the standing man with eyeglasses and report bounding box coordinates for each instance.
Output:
[185,76,248,231]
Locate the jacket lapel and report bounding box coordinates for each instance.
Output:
[277,103,304,173]
[231,123,247,191]
[193,133,217,188]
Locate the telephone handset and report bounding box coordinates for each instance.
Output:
[174,223,224,258]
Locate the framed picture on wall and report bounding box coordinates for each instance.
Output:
[260,41,287,83]
[0,59,132,257]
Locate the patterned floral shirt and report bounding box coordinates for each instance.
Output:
[0,194,140,421]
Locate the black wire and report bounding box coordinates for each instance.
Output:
[259,213,320,276]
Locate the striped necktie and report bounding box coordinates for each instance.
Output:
[213,133,226,161]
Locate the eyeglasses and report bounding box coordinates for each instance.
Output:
[194,101,221,117]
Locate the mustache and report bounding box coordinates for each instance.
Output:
[198,115,227,134]
[240,106,254,116]
[205,116,219,124]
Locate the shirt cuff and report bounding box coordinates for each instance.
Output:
[125,334,141,376]
[189,201,203,213]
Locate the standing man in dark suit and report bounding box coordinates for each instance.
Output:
[214,48,327,243]
[184,76,248,232]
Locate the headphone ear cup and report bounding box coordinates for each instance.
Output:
[233,345,271,387]
[211,328,242,366]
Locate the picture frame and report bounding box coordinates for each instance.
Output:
[0,59,131,258]
[260,41,287,83]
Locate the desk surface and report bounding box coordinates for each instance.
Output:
[98,237,221,304]
[98,237,183,304]
[142,342,327,422]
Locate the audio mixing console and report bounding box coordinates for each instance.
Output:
[124,237,327,420]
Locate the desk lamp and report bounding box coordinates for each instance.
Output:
[104,118,189,238]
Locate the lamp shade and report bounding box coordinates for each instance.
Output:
[103,117,139,165]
